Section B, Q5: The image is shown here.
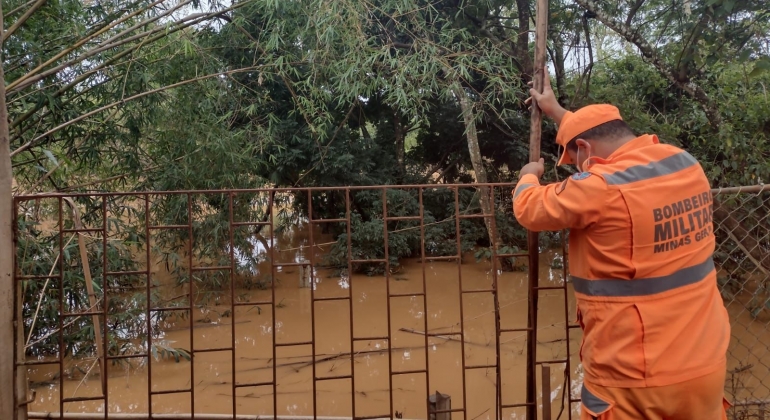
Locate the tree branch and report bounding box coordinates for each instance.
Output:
[10,64,292,158]
[574,0,722,127]
[625,0,646,26]
[2,0,47,41]
[6,0,169,92]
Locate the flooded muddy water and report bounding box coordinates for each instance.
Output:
[24,222,769,419]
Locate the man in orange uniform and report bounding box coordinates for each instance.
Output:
[513,71,732,420]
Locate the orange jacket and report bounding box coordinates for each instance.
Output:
[512,134,730,388]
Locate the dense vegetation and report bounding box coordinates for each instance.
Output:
[1,0,769,372]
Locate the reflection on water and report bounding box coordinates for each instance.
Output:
[25,223,764,420]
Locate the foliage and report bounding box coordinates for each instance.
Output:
[6,0,770,356]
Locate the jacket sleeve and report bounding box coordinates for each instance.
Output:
[512,172,609,232]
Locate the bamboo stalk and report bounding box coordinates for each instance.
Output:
[62,198,105,391]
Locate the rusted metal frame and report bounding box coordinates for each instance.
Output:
[149,225,188,230]
[526,233,539,419]
[562,231,574,420]
[381,189,395,420]
[12,197,25,418]
[269,190,278,420]
[489,187,503,420]
[17,360,60,366]
[144,194,153,417]
[453,186,469,419]
[391,369,426,376]
[462,289,495,294]
[107,353,149,361]
[356,415,398,420]
[542,365,552,420]
[352,336,389,341]
[190,266,231,271]
[465,364,496,370]
[306,190,319,420]
[151,388,192,396]
[499,327,533,333]
[62,396,104,403]
[345,188,356,420]
[187,193,195,419]
[228,192,237,418]
[13,183,521,201]
[232,301,271,307]
[275,341,313,347]
[60,310,106,317]
[389,292,425,298]
[154,305,193,312]
[233,381,273,389]
[58,197,64,417]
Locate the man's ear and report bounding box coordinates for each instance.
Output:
[575,138,591,153]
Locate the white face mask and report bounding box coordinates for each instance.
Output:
[577,146,593,173]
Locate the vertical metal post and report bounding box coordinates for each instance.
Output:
[144,194,153,417]
[345,189,356,419]
[453,187,469,420]
[306,191,318,420]
[12,197,29,420]
[527,0,549,418]
[381,189,395,419]
[228,193,237,418]
[57,198,64,418]
[541,365,552,420]
[187,193,195,420]
[101,198,108,419]
[489,188,503,420]
[418,188,431,420]
[269,191,278,420]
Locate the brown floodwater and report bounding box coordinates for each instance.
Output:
[23,222,769,419]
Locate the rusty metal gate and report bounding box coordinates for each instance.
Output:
[11,183,580,420]
[13,183,769,420]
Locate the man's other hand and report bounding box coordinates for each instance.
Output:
[525,67,567,125]
[520,158,545,180]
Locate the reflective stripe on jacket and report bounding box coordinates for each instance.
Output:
[512,134,730,388]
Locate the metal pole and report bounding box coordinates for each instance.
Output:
[526,0,549,418]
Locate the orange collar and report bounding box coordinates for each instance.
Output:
[585,134,659,169]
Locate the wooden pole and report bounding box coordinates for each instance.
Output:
[526,0,549,419]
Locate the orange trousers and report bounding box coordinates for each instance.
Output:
[580,366,731,420]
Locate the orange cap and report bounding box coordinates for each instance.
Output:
[555,104,623,166]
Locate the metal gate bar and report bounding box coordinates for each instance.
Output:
[13,183,576,420]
